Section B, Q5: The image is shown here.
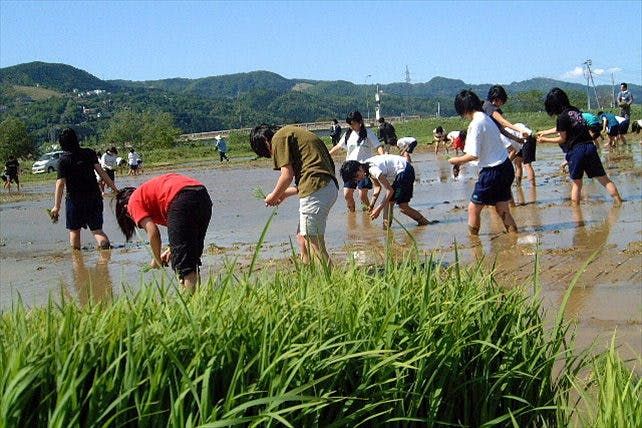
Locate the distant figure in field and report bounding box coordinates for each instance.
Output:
[432,126,448,154]
[447,130,466,156]
[50,128,117,250]
[631,119,642,134]
[329,111,385,212]
[502,123,537,185]
[330,118,342,145]
[378,117,398,148]
[100,146,119,188]
[616,82,633,125]
[250,124,338,265]
[340,154,431,229]
[449,90,518,236]
[4,154,20,193]
[214,135,230,162]
[128,148,141,176]
[395,136,418,162]
[537,88,622,206]
[115,173,212,291]
[598,111,627,147]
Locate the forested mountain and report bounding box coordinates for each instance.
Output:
[1,61,639,147]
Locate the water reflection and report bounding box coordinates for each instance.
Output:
[71,249,113,305]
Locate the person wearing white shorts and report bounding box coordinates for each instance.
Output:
[299,180,338,236]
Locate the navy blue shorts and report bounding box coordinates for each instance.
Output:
[588,123,602,136]
[607,125,620,136]
[566,143,606,180]
[167,186,212,279]
[391,163,415,204]
[343,175,373,190]
[471,158,514,206]
[65,194,104,230]
[518,136,536,164]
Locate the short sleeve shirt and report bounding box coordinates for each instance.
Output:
[127,173,204,226]
[272,125,337,198]
[338,127,382,161]
[464,111,508,168]
[5,159,19,176]
[365,154,408,183]
[482,100,503,130]
[58,148,101,197]
[557,107,592,153]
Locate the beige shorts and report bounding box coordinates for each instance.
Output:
[298,180,338,236]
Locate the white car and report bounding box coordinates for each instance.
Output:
[31,151,65,174]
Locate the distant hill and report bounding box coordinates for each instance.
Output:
[0,61,114,92]
[0,61,640,144]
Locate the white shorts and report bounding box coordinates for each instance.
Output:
[298,180,338,236]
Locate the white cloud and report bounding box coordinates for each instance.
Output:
[593,68,605,76]
[607,67,622,73]
[562,66,585,79]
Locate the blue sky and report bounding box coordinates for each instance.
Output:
[1,0,640,86]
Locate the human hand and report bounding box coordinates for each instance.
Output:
[370,205,383,220]
[150,258,161,269]
[160,247,171,266]
[265,192,282,206]
[49,207,59,223]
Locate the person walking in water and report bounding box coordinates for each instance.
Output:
[50,128,118,250]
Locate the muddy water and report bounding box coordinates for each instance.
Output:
[1,143,641,357]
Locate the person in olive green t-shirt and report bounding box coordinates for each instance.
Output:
[250,124,338,264]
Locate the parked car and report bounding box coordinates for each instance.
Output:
[31,151,65,174]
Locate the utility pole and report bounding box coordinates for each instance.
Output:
[611,72,616,108]
[365,74,371,122]
[583,60,591,110]
[405,65,411,118]
[583,59,601,110]
[375,84,382,121]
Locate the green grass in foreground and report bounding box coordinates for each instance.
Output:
[1,253,639,427]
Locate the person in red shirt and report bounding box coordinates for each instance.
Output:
[115,173,212,290]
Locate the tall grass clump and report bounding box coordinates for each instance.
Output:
[0,255,634,426]
[571,335,642,427]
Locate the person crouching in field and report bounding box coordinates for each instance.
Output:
[396,136,418,162]
[50,128,118,249]
[115,173,212,290]
[250,124,338,265]
[340,154,431,229]
[537,88,622,206]
[448,90,518,236]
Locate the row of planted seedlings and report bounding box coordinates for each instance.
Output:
[1,227,640,426]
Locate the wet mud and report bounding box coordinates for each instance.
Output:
[1,142,641,357]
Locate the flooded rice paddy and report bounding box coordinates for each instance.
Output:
[1,142,641,357]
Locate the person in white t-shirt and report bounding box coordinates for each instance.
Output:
[449,90,518,236]
[340,154,432,229]
[329,111,385,211]
[395,136,418,162]
[500,123,536,186]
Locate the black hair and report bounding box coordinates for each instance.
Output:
[487,85,508,103]
[378,117,385,123]
[110,146,118,155]
[460,130,467,140]
[597,111,604,116]
[346,111,368,140]
[332,118,338,124]
[114,187,137,241]
[250,124,279,158]
[621,82,627,89]
[454,90,483,116]
[435,126,444,133]
[59,128,80,152]
[544,87,570,116]
[340,160,368,183]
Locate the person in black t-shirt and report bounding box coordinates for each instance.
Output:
[4,155,20,192]
[377,117,397,148]
[50,128,119,250]
[537,88,622,206]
